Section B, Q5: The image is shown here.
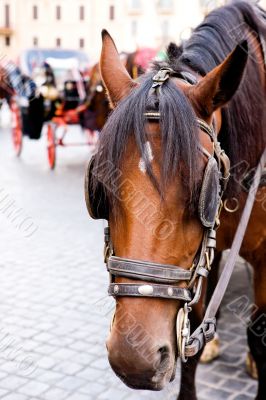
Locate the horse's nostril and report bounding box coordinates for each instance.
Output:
[158,345,169,356]
[158,345,170,369]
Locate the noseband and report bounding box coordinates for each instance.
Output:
[85,67,231,361]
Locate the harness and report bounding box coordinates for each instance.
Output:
[84,67,266,362]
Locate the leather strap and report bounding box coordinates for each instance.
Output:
[197,119,216,143]
[179,71,198,85]
[108,256,192,283]
[185,147,266,357]
[242,167,266,191]
[109,283,192,301]
[219,150,231,191]
[185,318,216,357]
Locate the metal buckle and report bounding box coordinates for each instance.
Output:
[188,276,203,306]
[215,200,223,228]
[176,303,191,363]
[205,251,211,271]
[104,243,114,264]
[152,68,173,88]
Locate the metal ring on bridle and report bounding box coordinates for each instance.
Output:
[224,197,240,213]
[176,303,191,363]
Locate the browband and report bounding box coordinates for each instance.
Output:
[144,112,217,146]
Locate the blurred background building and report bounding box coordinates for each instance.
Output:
[0,0,265,63]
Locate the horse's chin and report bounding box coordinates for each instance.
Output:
[113,362,177,391]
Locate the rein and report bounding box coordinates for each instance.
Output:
[185,147,266,358]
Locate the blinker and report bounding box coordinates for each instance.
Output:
[198,157,221,228]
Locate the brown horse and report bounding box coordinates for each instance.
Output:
[125,48,157,79]
[90,2,266,399]
[86,63,110,131]
[87,51,157,132]
[0,65,14,101]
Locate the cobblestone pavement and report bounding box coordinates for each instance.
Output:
[0,116,258,400]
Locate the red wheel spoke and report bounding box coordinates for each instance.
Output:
[47,124,56,169]
[10,99,23,156]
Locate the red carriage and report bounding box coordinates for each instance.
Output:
[7,47,159,169]
[8,49,105,169]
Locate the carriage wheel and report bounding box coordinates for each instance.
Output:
[10,99,23,156]
[47,124,56,169]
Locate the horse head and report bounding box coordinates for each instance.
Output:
[92,30,248,390]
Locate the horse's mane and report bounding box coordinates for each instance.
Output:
[94,0,266,209]
[163,0,266,196]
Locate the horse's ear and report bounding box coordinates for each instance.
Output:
[100,30,137,108]
[190,41,248,117]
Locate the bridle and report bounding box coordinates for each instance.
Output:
[85,29,266,365]
[85,66,265,362]
[101,67,231,361]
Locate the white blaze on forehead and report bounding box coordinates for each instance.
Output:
[139,141,154,173]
